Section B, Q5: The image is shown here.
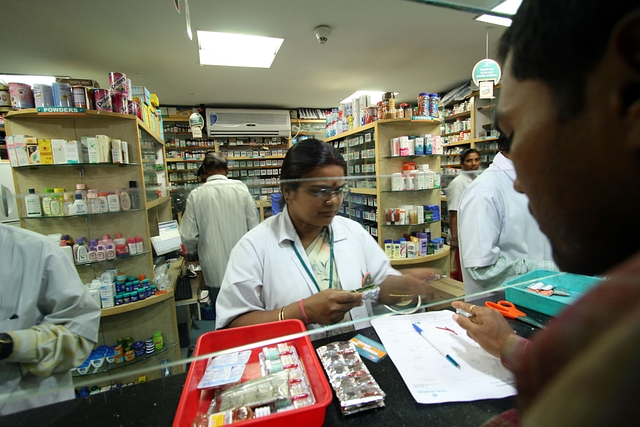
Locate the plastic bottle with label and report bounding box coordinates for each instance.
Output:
[129,181,139,209]
[118,188,131,211]
[25,189,42,217]
[51,188,65,216]
[63,192,74,215]
[98,192,109,213]
[107,193,120,212]
[72,193,88,215]
[41,188,54,216]
[87,191,101,214]
[75,183,87,202]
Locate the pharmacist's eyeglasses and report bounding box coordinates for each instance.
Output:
[300,185,349,200]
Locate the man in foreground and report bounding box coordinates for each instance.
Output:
[452,1,640,425]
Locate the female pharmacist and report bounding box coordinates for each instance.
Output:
[444,148,480,281]
[215,139,440,336]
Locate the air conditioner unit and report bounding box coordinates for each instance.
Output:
[205,108,291,137]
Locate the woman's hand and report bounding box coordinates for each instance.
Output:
[378,268,441,305]
[303,290,364,325]
[451,301,515,358]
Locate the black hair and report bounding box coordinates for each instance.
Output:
[460,148,479,163]
[279,139,347,208]
[202,151,227,173]
[499,1,639,118]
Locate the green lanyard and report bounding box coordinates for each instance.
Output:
[291,227,334,292]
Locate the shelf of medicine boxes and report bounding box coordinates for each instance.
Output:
[4,109,172,284]
[323,117,446,263]
[72,342,178,378]
[217,139,288,200]
[81,259,184,385]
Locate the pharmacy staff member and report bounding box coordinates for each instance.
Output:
[216,139,440,334]
[445,148,481,281]
[458,136,557,297]
[0,225,100,415]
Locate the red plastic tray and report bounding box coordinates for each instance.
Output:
[173,319,332,426]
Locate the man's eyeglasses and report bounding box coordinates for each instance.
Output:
[300,185,349,200]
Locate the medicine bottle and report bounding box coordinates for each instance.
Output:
[41,188,54,216]
[98,192,109,213]
[107,193,120,212]
[153,331,164,351]
[72,193,88,215]
[118,188,131,210]
[129,181,139,209]
[75,183,87,202]
[51,188,65,216]
[87,191,101,214]
[63,192,74,215]
[25,189,42,217]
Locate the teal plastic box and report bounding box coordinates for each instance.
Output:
[504,270,602,317]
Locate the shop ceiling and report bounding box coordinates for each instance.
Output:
[0,0,506,110]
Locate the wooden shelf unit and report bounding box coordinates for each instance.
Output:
[4,109,180,385]
[324,118,449,271]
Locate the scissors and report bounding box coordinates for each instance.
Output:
[484,300,546,329]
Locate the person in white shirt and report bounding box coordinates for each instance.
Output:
[444,148,481,281]
[215,139,441,336]
[458,136,557,297]
[179,152,259,316]
[0,225,100,415]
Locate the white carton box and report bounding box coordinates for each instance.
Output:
[12,135,33,166]
[81,136,100,164]
[111,139,123,164]
[64,140,83,164]
[96,135,111,163]
[51,139,67,164]
[4,136,18,167]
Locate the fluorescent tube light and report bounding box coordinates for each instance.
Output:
[340,91,397,105]
[0,74,56,86]
[475,0,522,27]
[197,31,284,68]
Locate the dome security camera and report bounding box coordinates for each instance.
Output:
[315,26,331,44]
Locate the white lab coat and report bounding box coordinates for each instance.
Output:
[215,206,401,333]
[458,153,554,295]
[180,175,259,290]
[445,171,475,212]
[0,225,100,415]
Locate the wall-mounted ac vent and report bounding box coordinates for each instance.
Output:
[205,108,291,137]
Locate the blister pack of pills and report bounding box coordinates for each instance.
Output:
[316,341,385,415]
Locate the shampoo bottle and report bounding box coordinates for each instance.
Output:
[51,188,65,216]
[88,240,98,262]
[25,189,42,217]
[72,193,88,215]
[96,241,107,261]
[129,181,139,209]
[76,241,89,263]
[105,239,116,260]
[127,237,137,255]
[41,188,54,216]
[118,188,131,211]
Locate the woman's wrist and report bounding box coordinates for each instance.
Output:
[299,299,311,324]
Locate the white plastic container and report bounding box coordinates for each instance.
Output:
[25,188,42,217]
[72,193,88,215]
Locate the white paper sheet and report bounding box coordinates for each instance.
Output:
[370,310,517,404]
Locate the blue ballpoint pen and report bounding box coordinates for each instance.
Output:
[412,322,461,369]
